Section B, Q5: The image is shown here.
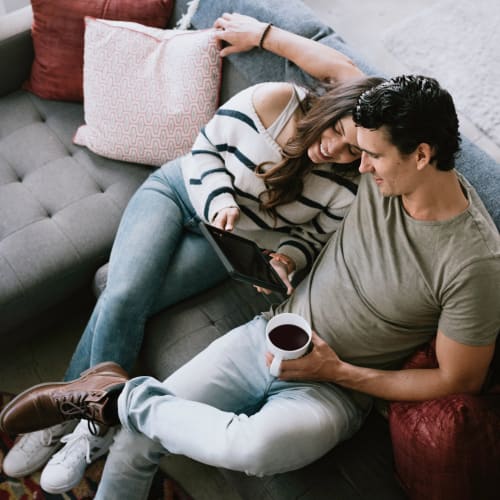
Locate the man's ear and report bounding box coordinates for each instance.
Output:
[415,143,435,170]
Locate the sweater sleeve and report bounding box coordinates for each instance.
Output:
[184,117,238,222]
[277,230,331,273]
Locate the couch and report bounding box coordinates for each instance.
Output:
[1,0,499,499]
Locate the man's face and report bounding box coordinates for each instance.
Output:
[356,126,417,197]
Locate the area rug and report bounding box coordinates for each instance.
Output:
[383,0,500,149]
[0,392,192,499]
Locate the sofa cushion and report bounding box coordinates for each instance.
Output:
[74,18,222,167]
[139,279,273,377]
[0,91,149,339]
[388,343,500,500]
[24,0,174,102]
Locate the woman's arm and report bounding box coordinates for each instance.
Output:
[213,12,364,83]
[184,119,238,224]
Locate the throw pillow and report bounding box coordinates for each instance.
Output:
[73,18,222,167]
[388,343,500,500]
[24,0,174,102]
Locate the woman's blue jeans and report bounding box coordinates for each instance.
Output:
[64,159,228,380]
[94,316,370,499]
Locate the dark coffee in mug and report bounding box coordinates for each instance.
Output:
[268,325,309,351]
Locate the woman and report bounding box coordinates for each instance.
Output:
[3,13,382,495]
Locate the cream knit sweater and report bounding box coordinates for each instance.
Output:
[182,83,358,272]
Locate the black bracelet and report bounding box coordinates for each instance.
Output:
[258,23,273,49]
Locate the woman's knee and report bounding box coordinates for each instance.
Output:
[99,284,147,321]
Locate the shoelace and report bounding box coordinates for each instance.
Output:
[57,429,93,465]
[54,392,101,436]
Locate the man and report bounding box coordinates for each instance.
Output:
[2,75,499,499]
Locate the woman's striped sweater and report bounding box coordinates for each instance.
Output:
[182,83,358,273]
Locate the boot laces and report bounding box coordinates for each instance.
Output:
[55,392,101,436]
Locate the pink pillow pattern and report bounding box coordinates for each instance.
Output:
[74,18,222,167]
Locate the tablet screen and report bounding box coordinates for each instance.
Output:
[199,223,286,294]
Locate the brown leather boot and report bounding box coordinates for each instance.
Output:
[0,362,129,435]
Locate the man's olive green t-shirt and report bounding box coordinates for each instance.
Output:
[274,173,500,369]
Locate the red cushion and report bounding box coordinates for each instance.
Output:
[24,0,174,102]
[389,343,500,500]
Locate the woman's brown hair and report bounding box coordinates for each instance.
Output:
[257,76,386,214]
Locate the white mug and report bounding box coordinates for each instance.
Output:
[266,313,312,377]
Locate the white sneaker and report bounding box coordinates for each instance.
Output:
[40,419,115,494]
[2,421,77,477]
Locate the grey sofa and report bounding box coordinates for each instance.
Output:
[1,0,499,499]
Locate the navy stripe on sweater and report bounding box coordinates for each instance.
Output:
[297,195,325,210]
[234,186,260,203]
[189,167,228,185]
[216,109,258,132]
[278,239,314,270]
[191,149,224,161]
[312,218,326,235]
[215,144,256,169]
[239,206,291,234]
[322,209,344,221]
[204,187,236,220]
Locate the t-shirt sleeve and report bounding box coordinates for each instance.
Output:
[438,257,500,346]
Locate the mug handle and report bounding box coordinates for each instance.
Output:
[270,355,282,377]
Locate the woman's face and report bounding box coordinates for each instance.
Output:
[307,116,361,165]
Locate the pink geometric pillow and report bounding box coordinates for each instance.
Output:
[74,18,222,166]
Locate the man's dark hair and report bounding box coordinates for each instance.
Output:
[353,75,461,171]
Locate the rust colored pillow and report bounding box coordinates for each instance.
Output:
[24,0,174,102]
[389,343,500,500]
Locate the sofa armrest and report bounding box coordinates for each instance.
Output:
[0,5,34,97]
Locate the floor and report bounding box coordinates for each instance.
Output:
[2,0,498,403]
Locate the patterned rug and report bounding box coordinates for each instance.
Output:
[0,392,192,499]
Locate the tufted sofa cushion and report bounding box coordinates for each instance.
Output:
[0,90,149,339]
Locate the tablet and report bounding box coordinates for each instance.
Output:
[199,222,287,295]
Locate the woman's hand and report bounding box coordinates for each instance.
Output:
[212,207,240,231]
[213,11,364,82]
[265,331,341,381]
[254,252,295,296]
[213,13,269,57]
